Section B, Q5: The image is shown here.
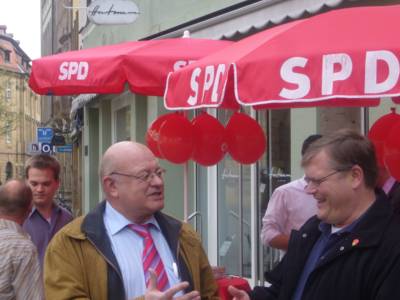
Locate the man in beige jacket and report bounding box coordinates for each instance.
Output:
[44,141,218,300]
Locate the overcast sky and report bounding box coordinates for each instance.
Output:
[0,0,40,60]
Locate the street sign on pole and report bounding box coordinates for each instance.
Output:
[37,127,54,143]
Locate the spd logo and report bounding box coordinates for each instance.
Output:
[58,61,89,80]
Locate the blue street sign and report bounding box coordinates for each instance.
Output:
[56,144,73,153]
[37,127,54,143]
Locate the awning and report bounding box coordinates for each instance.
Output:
[70,93,97,119]
[147,0,353,40]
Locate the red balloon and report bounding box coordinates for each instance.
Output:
[191,112,226,166]
[392,96,400,104]
[225,112,267,164]
[146,114,173,158]
[158,113,194,164]
[368,109,400,167]
[384,121,400,181]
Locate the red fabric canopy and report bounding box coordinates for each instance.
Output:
[29,38,233,96]
[164,5,400,110]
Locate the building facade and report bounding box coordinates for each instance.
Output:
[0,25,42,183]
[39,0,400,285]
[40,0,81,214]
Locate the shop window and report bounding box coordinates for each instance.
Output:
[217,109,252,278]
[115,106,131,141]
[257,109,291,277]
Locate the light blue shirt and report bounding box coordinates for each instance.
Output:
[104,202,182,299]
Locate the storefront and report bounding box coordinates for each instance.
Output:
[75,0,400,286]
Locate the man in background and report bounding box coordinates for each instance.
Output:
[0,179,44,299]
[261,134,321,251]
[23,154,73,266]
[376,164,400,214]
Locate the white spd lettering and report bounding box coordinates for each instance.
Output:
[186,64,226,106]
[58,61,89,80]
[279,50,400,99]
[279,57,310,99]
[322,53,352,95]
[365,50,399,93]
[173,60,195,71]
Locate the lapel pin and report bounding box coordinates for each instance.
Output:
[352,239,360,247]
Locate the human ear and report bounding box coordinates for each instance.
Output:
[350,165,363,189]
[103,176,119,198]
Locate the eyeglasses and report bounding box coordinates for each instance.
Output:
[109,168,166,183]
[304,169,348,189]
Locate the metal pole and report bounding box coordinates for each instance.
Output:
[184,161,189,222]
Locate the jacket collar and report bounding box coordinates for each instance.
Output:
[81,201,194,292]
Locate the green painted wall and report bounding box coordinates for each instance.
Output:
[83,0,242,47]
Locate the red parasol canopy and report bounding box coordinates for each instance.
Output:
[164,5,400,110]
[29,38,233,96]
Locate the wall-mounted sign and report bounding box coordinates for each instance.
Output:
[37,127,54,143]
[87,0,140,25]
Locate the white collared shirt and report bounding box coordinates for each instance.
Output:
[103,201,182,299]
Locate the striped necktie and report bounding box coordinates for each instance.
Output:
[128,223,169,291]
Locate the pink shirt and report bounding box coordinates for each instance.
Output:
[261,177,317,246]
[382,176,396,195]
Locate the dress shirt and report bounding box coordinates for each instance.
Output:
[0,219,44,300]
[261,177,317,246]
[104,202,182,299]
[23,204,73,266]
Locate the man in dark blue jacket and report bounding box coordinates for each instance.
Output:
[229,129,400,300]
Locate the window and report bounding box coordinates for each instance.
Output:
[5,88,11,100]
[5,121,11,144]
[4,50,10,63]
[5,162,13,180]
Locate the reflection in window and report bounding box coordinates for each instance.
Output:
[217,109,252,277]
[115,106,131,141]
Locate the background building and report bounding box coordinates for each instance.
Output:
[40,0,80,214]
[0,25,42,183]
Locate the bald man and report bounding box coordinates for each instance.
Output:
[44,141,218,300]
[0,180,44,299]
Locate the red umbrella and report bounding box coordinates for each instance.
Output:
[165,5,400,109]
[29,38,232,96]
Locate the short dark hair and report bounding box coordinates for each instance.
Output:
[301,129,377,189]
[25,154,61,181]
[0,180,32,217]
[301,134,322,156]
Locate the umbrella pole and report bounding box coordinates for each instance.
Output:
[183,162,189,222]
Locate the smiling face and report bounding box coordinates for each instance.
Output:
[102,142,164,223]
[303,150,359,227]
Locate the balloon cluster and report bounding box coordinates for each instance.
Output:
[368,108,400,181]
[146,112,267,165]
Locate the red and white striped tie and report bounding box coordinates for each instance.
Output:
[128,224,169,291]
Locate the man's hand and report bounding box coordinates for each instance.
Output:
[144,269,200,300]
[228,286,250,300]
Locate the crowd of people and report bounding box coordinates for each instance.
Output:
[0,129,400,300]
